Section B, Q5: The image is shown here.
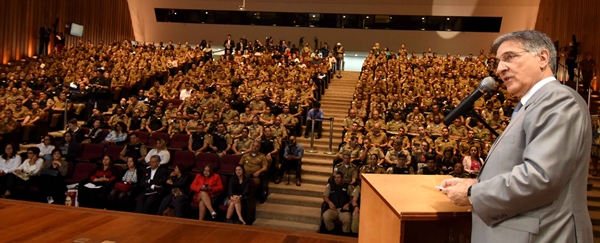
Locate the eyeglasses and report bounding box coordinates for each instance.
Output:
[496,51,529,65]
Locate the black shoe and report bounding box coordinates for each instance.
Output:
[304,135,308,138]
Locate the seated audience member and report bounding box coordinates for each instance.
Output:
[434,127,458,155]
[120,133,148,165]
[38,149,69,204]
[322,171,354,234]
[58,131,81,162]
[108,157,141,210]
[358,138,384,167]
[448,162,470,178]
[384,139,411,168]
[20,101,45,143]
[145,106,167,135]
[209,123,233,155]
[304,102,324,139]
[247,116,263,140]
[418,155,443,175]
[157,164,192,217]
[108,108,128,129]
[3,147,42,198]
[459,130,481,156]
[103,122,128,145]
[85,108,107,128]
[0,109,18,144]
[336,136,361,164]
[145,139,170,166]
[350,184,361,234]
[0,144,22,194]
[66,118,86,143]
[78,155,118,208]
[359,154,387,175]
[168,111,187,136]
[224,165,251,224]
[461,145,484,176]
[333,151,358,186]
[135,155,168,214]
[190,165,224,220]
[365,123,387,149]
[38,135,56,160]
[188,123,212,154]
[437,148,459,174]
[127,109,145,134]
[83,119,104,144]
[387,153,412,174]
[232,127,252,155]
[275,135,304,186]
[240,141,268,187]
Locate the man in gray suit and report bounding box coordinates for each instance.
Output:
[441,30,593,243]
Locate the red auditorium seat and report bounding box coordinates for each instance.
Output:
[168,134,189,150]
[101,129,110,140]
[218,154,242,175]
[64,162,98,184]
[194,152,219,172]
[75,144,105,162]
[105,145,124,162]
[148,132,170,148]
[171,151,195,170]
[135,131,150,144]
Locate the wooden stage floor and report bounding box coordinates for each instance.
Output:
[0,199,357,243]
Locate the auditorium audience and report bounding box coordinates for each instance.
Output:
[135,155,168,214]
[145,139,170,165]
[190,165,223,220]
[157,164,192,217]
[3,147,41,198]
[224,165,251,224]
[78,155,118,208]
[39,149,68,204]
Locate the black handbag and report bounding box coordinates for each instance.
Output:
[41,169,59,177]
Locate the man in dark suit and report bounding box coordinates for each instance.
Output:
[442,30,593,242]
[135,155,168,214]
[223,34,234,54]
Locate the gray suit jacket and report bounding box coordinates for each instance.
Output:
[471,80,593,243]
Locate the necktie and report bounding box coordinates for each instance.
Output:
[511,102,523,120]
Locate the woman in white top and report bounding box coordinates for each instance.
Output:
[0,144,22,196]
[38,135,55,160]
[145,139,170,165]
[461,145,484,176]
[3,147,43,198]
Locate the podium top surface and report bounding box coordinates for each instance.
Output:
[361,174,472,220]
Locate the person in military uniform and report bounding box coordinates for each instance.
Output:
[270,116,288,144]
[119,133,148,164]
[238,141,268,187]
[411,126,433,147]
[188,123,212,154]
[342,109,364,136]
[386,112,406,135]
[275,136,304,186]
[426,115,445,139]
[11,97,30,122]
[447,161,470,178]
[384,139,411,169]
[145,106,167,135]
[434,127,458,155]
[336,136,361,164]
[260,127,280,181]
[334,152,358,186]
[232,127,253,155]
[50,92,71,129]
[208,123,232,155]
[364,123,387,149]
[126,95,148,117]
[322,171,353,233]
[417,155,443,175]
[448,118,468,139]
[20,101,45,143]
[359,154,387,175]
[277,105,298,136]
[227,115,245,139]
[219,103,238,124]
[471,121,491,141]
[107,107,129,129]
[248,116,263,140]
[248,95,266,114]
[364,110,386,133]
[358,138,385,167]
[127,108,145,134]
[459,130,481,156]
[0,109,18,148]
[70,84,89,116]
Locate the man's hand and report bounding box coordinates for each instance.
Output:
[328,202,336,210]
[440,178,464,188]
[441,179,477,207]
[342,203,350,211]
[252,171,261,178]
[353,207,360,216]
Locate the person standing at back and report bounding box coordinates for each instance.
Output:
[441,30,593,243]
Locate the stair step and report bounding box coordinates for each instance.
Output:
[269,182,325,198]
[589,191,600,202]
[256,203,321,225]
[591,211,600,226]
[302,164,333,177]
[267,193,324,207]
[253,218,320,233]
[589,201,600,212]
[594,225,600,239]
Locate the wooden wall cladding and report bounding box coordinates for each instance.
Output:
[0,0,134,64]
[535,0,600,74]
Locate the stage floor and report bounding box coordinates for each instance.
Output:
[0,199,356,243]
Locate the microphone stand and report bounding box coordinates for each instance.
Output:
[467,110,499,137]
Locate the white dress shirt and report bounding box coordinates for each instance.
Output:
[149,167,157,189]
[145,149,171,165]
[17,158,44,175]
[37,143,55,156]
[519,76,557,105]
[179,89,192,101]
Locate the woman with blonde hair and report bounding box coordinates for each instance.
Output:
[145,139,170,165]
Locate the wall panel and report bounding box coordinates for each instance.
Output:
[535,0,600,75]
[0,0,134,64]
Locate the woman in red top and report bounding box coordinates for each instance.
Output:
[78,155,118,208]
[190,165,223,220]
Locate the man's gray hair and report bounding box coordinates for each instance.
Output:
[150,155,161,163]
[492,30,557,72]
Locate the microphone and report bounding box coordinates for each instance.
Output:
[443,76,496,125]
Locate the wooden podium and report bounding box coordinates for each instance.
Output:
[359,174,472,243]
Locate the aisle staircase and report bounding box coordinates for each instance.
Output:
[252,71,360,232]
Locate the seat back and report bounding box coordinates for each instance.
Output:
[172,150,195,169]
[135,131,150,144]
[148,132,170,147]
[65,162,98,184]
[168,134,189,149]
[105,145,124,162]
[78,144,105,161]
[194,152,219,172]
[218,154,242,174]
